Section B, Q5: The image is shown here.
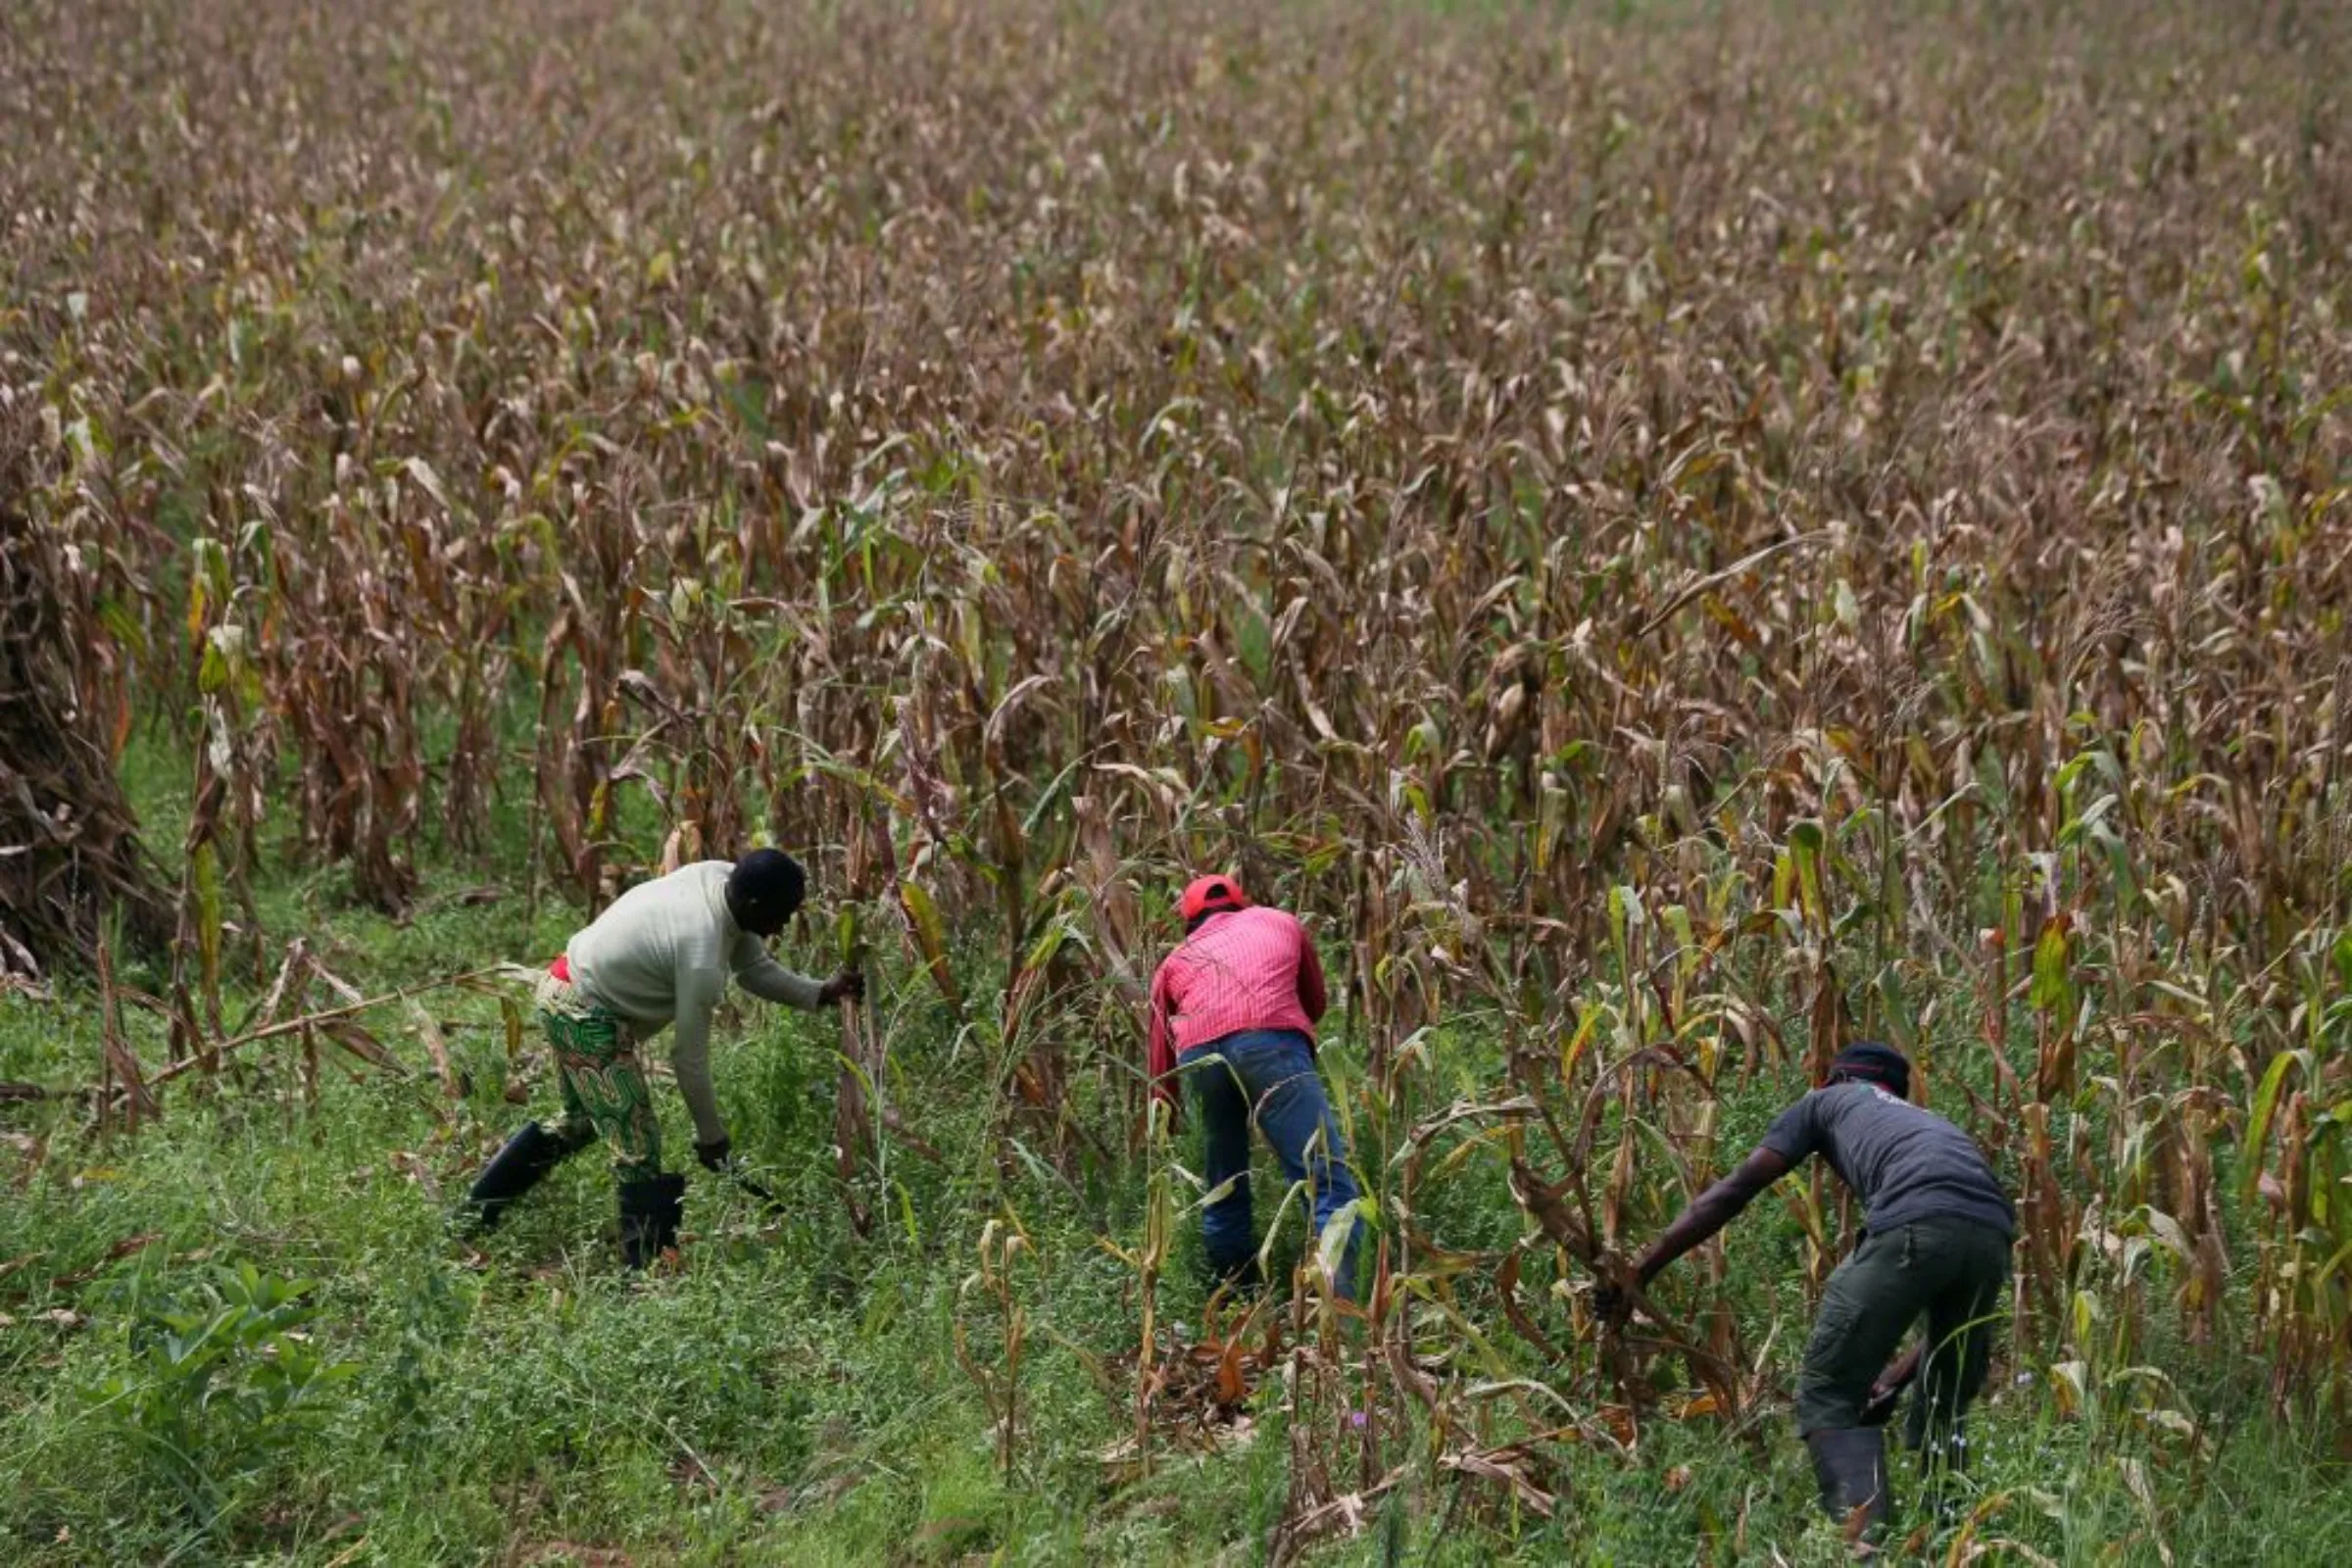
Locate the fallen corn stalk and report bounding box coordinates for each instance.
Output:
[110,963,512,1100]
[1507,1153,1750,1420]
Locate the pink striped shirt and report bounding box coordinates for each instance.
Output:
[1148,906,1328,1101]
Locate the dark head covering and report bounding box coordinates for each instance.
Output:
[726,850,806,938]
[1826,1041,1912,1101]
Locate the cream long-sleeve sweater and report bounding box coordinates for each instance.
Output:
[564,860,825,1146]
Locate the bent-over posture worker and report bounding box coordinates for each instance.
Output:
[1148,874,1362,1300]
[1600,1043,2012,1540]
[463,852,861,1267]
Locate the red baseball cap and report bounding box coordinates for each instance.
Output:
[1179,874,1250,923]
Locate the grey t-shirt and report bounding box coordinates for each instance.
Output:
[1760,1082,2015,1238]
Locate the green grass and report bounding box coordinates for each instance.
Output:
[6,833,2352,1565]
[0,715,2341,1567]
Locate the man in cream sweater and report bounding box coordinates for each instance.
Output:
[463,851,861,1267]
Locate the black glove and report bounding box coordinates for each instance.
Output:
[818,968,865,1005]
[1592,1281,1632,1327]
[695,1136,733,1173]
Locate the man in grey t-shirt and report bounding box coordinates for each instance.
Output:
[1598,1043,2013,1544]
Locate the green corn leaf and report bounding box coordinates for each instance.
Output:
[1660,905,1696,974]
[1788,819,1825,923]
[96,598,150,662]
[898,880,960,1012]
[1317,1198,1369,1289]
[193,841,223,1005]
[2241,1050,2303,1205]
[1609,884,1645,937]
[2031,919,2071,1011]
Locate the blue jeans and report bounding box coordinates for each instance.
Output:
[1179,1029,1362,1299]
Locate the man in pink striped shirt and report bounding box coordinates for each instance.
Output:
[1148,874,1362,1299]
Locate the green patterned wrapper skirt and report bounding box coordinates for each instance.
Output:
[534,968,663,1180]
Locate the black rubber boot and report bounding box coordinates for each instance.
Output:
[462,1122,580,1234]
[618,1172,686,1270]
[1805,1428,1890,1549]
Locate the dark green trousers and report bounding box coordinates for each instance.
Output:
[1795,1213,2010,1439]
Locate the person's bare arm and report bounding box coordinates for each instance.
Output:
[1860,1342,1925,1425]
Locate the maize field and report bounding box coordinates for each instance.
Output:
[3,0,2351,1559]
